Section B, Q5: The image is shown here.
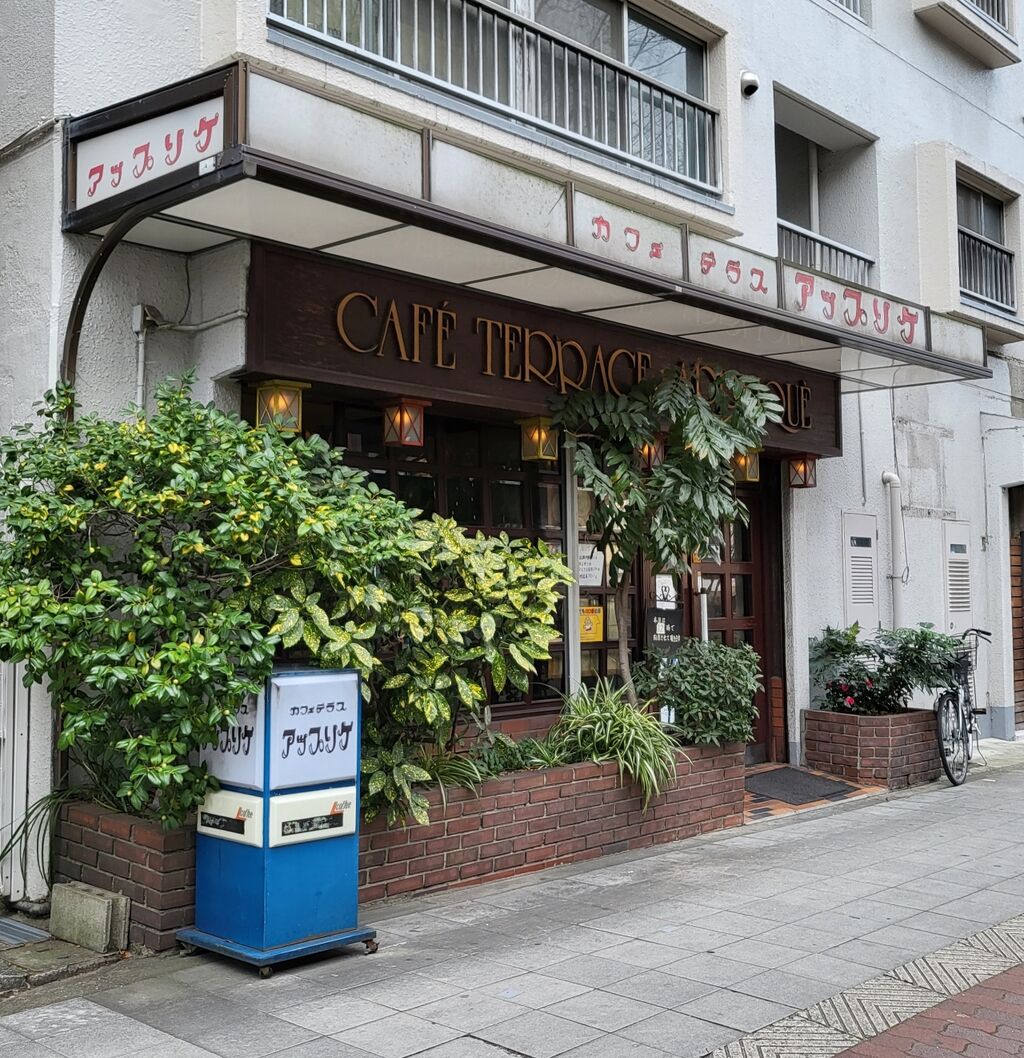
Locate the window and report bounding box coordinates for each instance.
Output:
[774,123,874,285]
[534,0,620,56]
[958,182,1005,244]
[627,10,705,99]
[957,178,1015,312]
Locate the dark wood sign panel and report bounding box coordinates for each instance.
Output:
[247,244,841,456]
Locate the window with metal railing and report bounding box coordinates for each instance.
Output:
[965,0,1010,30]
[267,0,720,192]
[957,180,1016,313]
[831,0,863,16]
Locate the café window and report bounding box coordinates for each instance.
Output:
[306,403,568,707]
[269,0,719,191]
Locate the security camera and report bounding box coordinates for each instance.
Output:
[740,71,760,98]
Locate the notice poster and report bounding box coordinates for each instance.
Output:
[577,543,605,588]
[646,610,683,655]
[269,671,360,791]
[579,606,604,643]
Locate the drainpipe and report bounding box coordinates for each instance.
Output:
[882,470,906,629]
[131,305,159,409]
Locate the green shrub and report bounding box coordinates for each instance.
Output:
[809,623,958,715]
[634,639,761,746]
[547,679,678,808]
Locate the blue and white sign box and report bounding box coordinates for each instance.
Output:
[177,669,377,973]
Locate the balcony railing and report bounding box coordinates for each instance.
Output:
[268,0,721,192]
[831,0,863,16]
[959,228,1016,312]
[778,221,874,287]
[965,0,1010,30]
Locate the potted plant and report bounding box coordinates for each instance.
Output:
[805,624,958,788]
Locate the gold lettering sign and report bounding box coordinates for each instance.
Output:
[335,288,812,431]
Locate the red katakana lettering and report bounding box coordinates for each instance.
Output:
[897,306,920,344]
[649,242,663,260]
[843,288,868,327]
[624,227,640,252]
[592,215,611,242]
[132,143,154,179]
[165,128,184,166]
[193,112,220,153]
[872,298,891,335]
[700,251,717,275]
[794,272,815,311]
[820,290,837,320]
[750,268,769,295]
[86,164,104,197]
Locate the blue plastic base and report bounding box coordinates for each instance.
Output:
[175,925,378,968]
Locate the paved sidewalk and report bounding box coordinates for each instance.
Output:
[3,760,1024,1057]
[837,962,1024,1057]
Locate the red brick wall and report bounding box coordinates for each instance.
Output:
[54,743,744,948]
[804,708,941,789]
[54,804,195,952]
[358,743,745,902]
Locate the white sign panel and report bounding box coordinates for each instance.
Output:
[269,671,360,791]
[782,265,928,351]
[268,786,357,847]
[197,789,263,847]
[577,543,606,588]
[687,234,777,308]
[75,97,225,208]
[573,190,684,279]
[200,692,264,791]
[654,574,678,610]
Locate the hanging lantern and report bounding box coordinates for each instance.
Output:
[732,449,761,483]
[517,416,559,462]
[639,434,666,470]
[383,398,430,447]
[788,454,818,489]
[255,380,310,433]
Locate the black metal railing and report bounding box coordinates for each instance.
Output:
[269,0,721,192]
[778,220,874,287]
[959,228,1016,312]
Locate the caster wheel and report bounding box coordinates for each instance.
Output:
[364,939,379,955]
[178,943,197,957]
[258,966,274,979]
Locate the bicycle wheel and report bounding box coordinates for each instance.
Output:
[936,691,969,786]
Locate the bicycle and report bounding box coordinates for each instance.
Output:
[935,627,991,786]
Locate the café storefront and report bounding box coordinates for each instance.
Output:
[243,244,840,762]
[60,62,989,767]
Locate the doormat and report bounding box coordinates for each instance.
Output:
[0,917,50,949]
[745,766,858,806]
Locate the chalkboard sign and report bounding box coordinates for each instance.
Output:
[269,671,360,791]
[646,610,683,655]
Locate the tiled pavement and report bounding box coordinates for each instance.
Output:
[5,760,1024,1057]
[743,764,885,822]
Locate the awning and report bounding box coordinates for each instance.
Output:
[62,62,990,400]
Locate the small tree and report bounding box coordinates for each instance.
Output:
[553,368,781,703]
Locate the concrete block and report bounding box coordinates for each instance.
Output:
[49,882,130,953]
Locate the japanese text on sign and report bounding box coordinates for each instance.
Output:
[687,235,776,307]
[199,693,264,791]
[782,266,927,350]
[269,671,361,790]
[74,98,224,209]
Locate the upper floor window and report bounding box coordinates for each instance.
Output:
[957,179,1016,312]
[268,0,719,192]
[774,124,874,286]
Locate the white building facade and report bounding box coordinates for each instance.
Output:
[3,0,1024,901]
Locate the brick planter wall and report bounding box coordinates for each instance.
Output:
[53,743,743,947]
[358,743,745,902]
[54,804,195,952]
[804,708,941,789]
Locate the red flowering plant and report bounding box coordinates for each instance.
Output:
[809,624,958,716]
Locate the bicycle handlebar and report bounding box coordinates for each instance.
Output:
[961,628,991,640]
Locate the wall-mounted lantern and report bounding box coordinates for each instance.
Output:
[255,380,310,433]
[383,398,430,447]
[639,434,666,471]
[517,416,559,462]
[732,450,761,483]
[788,454,818,489]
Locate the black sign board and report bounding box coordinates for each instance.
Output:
[646,610,684,655]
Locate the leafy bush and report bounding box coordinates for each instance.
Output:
[634,639,761,746]
[0,377,570,830]
[547,679,679,808]
[809,623,958,715]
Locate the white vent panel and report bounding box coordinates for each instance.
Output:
[843,512,879,629]
[943,520,973,635]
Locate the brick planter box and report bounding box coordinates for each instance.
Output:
[803,707,941,789]
[53,742,743,947]
[358,743,745,902]
[54,803,194,951]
